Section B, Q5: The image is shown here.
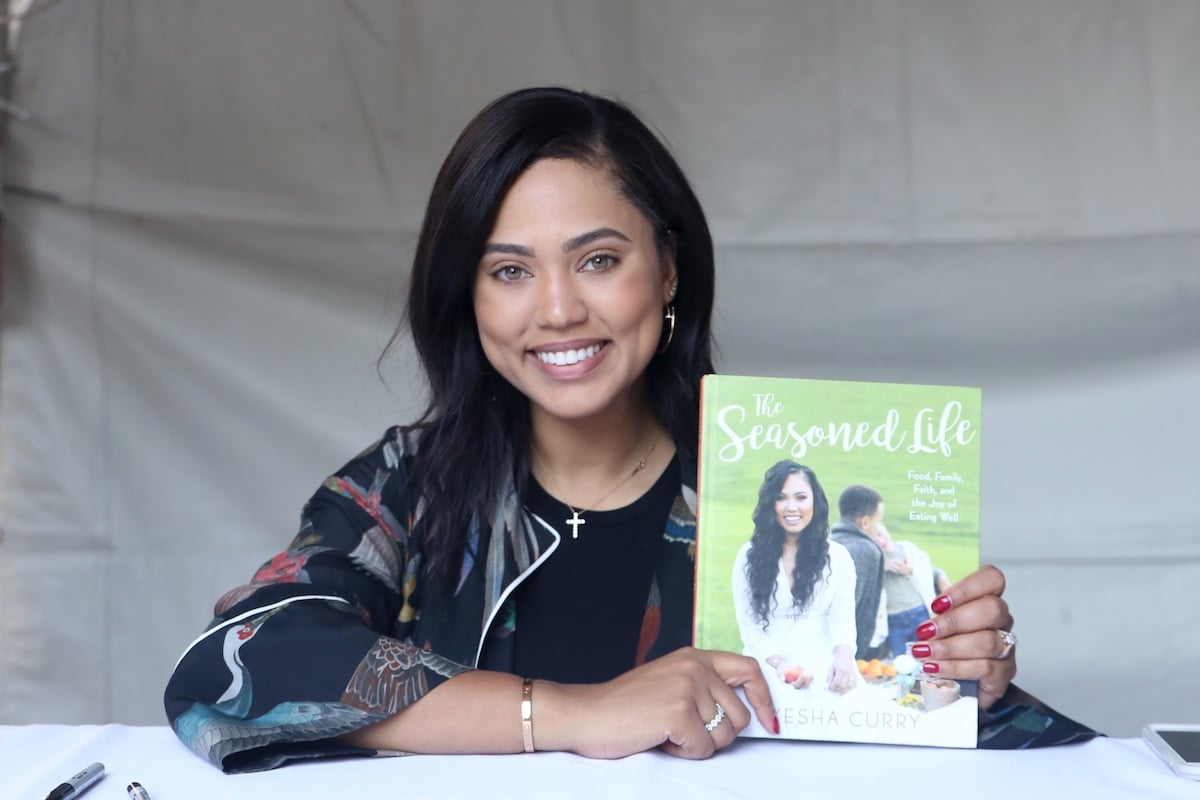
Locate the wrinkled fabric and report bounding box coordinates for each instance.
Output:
[979,684,1100,749]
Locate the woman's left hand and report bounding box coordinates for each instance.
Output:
[827,646,859,694]
[911,564,1016,710]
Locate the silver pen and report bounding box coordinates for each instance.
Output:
[127,782,152,800]
[43,763,105,800]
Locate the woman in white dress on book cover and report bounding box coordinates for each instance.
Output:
[731,460,861,698]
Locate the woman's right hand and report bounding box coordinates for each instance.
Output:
[771,660,812,689]
[538,647,777,759]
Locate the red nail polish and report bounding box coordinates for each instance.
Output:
[931,595,952,614]
[922,661,941,674]
[773,715,781,734]
[916,621,938,640]
[911,643,932,658]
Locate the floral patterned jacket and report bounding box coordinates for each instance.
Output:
[164,426,698,771]
[163,427,1096,772]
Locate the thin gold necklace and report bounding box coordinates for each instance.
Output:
[534,436,660,539]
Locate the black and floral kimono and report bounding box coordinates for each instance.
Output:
[164,427,1096,772]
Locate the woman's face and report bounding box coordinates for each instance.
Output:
[473,158,676,426]
[775,472,815,536]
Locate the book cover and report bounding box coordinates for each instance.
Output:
[694,374,981,747]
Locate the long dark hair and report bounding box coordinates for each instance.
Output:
[387,87,717,588]
[744,460,832,626]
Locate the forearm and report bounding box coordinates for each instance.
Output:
[341,671,587,755]
[344,647,780,761]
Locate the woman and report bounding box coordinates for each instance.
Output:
[732,462,859,695]
[164,87,1055,773]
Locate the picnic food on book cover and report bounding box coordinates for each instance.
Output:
[694,374,981,747]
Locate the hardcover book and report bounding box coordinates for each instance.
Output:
[694,374,981,747]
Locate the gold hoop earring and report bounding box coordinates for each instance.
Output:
[657,304,676,354]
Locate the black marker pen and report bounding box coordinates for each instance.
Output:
[43,762,105,800]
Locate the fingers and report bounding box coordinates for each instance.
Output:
[914,627,1019,708]
[916,628,1014,662]
[925,565,1012,639]
[662,697,726,760]
[915,565,1016,710]
[707,680,748,736]
[922,593,1012,640]
[774,661,811,689]
[939,564,1005,611]
[705,649,777,735]
[656,649,771,760]
[826,666,847,693]
[572,647,773,760]
[977,652,1017,710]
[912,651,1017,711]
[701,690,741,749]
[648,654,721,760]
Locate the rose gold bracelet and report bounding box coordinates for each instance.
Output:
[520,678,535,753]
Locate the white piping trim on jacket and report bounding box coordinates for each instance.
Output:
[473,512,561,667]
[172,594,356,670]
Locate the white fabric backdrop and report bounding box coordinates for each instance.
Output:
[2,0,1198,736]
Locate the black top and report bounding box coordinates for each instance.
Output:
[513,455,679,683]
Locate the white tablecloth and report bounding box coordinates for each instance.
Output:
[3,725,1198,800]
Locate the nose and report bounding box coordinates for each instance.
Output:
[535,270,587,328]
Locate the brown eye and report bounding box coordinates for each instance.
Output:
[582,253,618,272]
[492,264,528,282]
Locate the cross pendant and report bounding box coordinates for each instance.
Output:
[566,510,585,539]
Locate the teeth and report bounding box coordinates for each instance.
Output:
[536,344,601,366]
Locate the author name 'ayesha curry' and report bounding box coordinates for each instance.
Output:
[777,708,924,730]
[713,393,977,463]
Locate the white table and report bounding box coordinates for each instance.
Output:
[3,725,1198,800]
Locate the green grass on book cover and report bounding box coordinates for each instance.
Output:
[693,374,981,748]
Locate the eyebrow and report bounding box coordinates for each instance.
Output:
[563,227,631,252]
[481,227,632,258]
[481,242,535,257]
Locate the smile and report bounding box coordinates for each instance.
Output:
[783,515,805,525]
[534,343,605,366]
